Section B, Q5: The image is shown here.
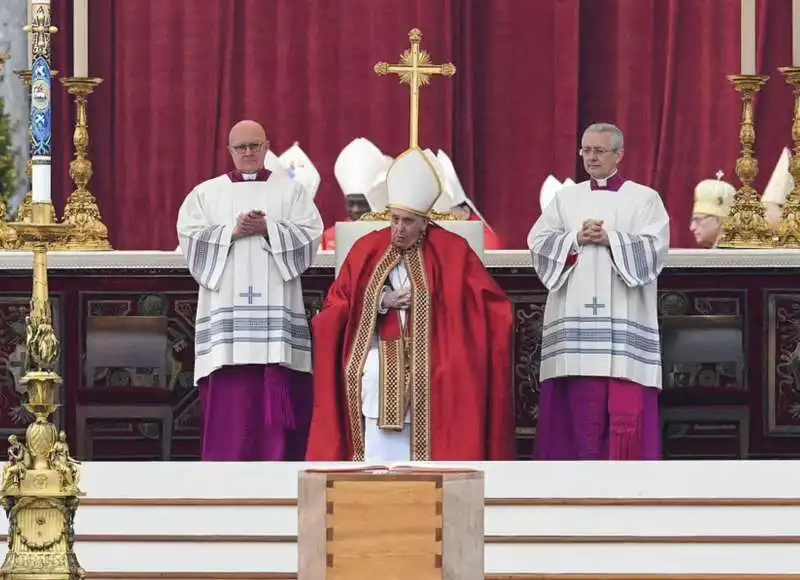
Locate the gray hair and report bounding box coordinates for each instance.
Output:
[582,123,624,151]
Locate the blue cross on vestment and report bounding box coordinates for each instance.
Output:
[584,296,606,315]
[239,286,263,304]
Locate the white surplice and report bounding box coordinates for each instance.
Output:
[177,171,323,384]
[361,262,412,462]
[527,179,670,389]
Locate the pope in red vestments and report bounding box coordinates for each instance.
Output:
[307,148,515,462]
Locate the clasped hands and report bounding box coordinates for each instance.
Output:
[381,287,411,311]
[577,219,609,247]
[233,210,267,239]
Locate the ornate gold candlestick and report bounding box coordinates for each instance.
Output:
[13,68,58,229]
[718,74,772,248]
[1,205,84,579]
[54,77,111,251]
[1,3,86,576]
[776,67,800,247]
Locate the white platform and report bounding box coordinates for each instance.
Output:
[4,461,800,578]
[2,248,800,271]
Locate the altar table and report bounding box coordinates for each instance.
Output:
[0,248,799,460]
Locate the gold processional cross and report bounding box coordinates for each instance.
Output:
[374,29,456,148]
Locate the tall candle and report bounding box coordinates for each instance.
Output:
[26,1,32,67]
[30,0,54,205]
[741,0,756,75]
[73,0,88,77]
[794,0,800,66]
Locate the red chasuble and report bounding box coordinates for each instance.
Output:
[307,225,515,461]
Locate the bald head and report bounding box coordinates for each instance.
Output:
[228,120,269,173]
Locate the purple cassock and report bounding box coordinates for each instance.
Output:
[199,364,313,461]
[534,172,662,461]
[194,169,313,462]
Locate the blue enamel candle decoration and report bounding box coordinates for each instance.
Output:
[27,1,55,204]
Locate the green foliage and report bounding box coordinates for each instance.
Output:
[0,77,19,210]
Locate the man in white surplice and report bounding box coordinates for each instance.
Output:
[177,120,323,461]
[528,122,669,461]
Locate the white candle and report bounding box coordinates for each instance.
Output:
[741,0,756,75]
[26,1,32,67]
[73,0,88,77]
[794,0,800,66]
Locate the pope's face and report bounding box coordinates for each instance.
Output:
[581,131,623,180]
[390,208,428,250]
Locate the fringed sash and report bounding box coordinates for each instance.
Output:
[608,379,644,460]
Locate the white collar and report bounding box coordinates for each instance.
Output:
[242,172,257,181]
[594,170,618,187]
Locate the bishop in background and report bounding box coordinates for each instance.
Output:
[306,148,515,462]
[528,123,669,461]
[177,120,324,461]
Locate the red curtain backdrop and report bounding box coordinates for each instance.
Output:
[48,0,793,250]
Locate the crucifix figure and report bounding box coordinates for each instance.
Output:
[239,285,262,305]
[374,28,456,148]
[584,296,606,315]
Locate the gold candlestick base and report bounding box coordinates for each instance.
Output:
[52,76,111,251]
[776,67,800,248]
[718,74,773,248]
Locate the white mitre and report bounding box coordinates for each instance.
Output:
[365,155,393,212]
[433,150,466,212]
[762,147,794,205]
[334,138,387,196]
[539,174,563,212]
[386,148,444,216]
[432,150,489,225]
[563,178,575,187]
[279,142,321,199]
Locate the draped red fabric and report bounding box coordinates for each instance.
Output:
[48,0,793,250]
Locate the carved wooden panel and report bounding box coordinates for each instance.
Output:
[509,292,547,438]
[766,292,800,435]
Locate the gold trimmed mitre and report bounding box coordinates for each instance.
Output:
[334,138,388,196]
[693,173,736,218]
[386,148,444,217]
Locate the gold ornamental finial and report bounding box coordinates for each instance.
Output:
[374,28,456,148]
